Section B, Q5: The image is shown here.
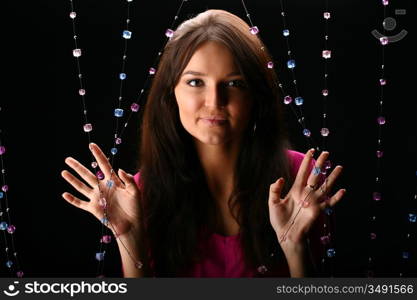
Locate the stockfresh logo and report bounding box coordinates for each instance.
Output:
[3,281,20,297]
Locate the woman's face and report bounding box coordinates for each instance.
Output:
[174,41,253,146]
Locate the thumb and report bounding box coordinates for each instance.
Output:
[118,168,137,193]
[268,177,285,205]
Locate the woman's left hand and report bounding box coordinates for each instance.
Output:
[268,149,345,251]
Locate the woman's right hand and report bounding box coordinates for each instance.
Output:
[61,143,141,239]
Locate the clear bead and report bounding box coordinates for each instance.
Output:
[323,12,331,19]
[69,12,76,19]
[78,89,86,96]
[111,148,118,155]
[370,233,377,240]
[320,128,330,137]
[119,73,127,80]
[257,265,268,274]
[382,0,389,6]
[379,36,389,45]
[402,251,409,259]
[283,29,290,36]
[379,79,387,85]
[95,252,106,261]
[322,89,329,96]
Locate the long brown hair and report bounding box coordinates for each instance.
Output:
[139,9,294,276]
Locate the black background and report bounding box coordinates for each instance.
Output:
[0,0,415,277]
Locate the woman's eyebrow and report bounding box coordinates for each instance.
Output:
[181,70,242,77]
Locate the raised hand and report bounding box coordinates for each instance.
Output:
[61,143,141,239]
[268,149,345,249]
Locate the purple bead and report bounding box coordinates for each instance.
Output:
[267,61,274,69]
[101,235,112,244]
[379,79,387,86]
[283,96,293,105]
[377,116,386,125]
[382,0,389,6]
[376,150,383,158]
[16,271,24,278]
[96,170,104,180]
[7,225,16,234]
[370,233,377,240]
[79,89,86,96]
[303,129,311,137]
[130,103,140,112]
[1,185,8,192]
[91,162,98,168]
[249,26,259,35]
[322,89,329,96]
[149,67,156,75]
[0,146,5,155]
[320,235,330,245]
[373,192,382,201]
[115,138,122,145]
[165,29,174,38]
[99,197,107,208]
[323,12,331,19]
[73,49,82,57]
[324,160,331,169]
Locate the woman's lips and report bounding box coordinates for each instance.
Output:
[200,117,227,126]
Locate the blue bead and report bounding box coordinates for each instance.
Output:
[95,252,105,261]
[287,59,296,69]
[0,191,3,199]
[122,30,132,39]
[325,207,333,215]
[0,222,8,230]
[5,260,13,268]
[303,129,311,137]
[106,180,114,188]
[295,97,304,106]
[101,217,109,225]
[110,148,118,155]
[313,166,321,175]
[402,251,410,259]
[119,73,127,80]
[114,109,124,117]
[283,29,290,36]
[326,248,336,258]
[409,214,416,223]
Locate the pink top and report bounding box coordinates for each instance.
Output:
[130,150,320,277]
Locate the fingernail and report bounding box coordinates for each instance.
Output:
[89,143,94,151]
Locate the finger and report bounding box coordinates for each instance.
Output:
[268,178,285,205]
[64,157,97,187]
[118,168,139,195]
[320,189,346,209]
[61,170,93,199]
[294,148,315,189]
[317,165,343,194]
[306,151,330,188]
[89,143,117,181]
[62,192,91,212]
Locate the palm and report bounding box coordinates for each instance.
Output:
[268,149,345,245]
[61,143,141,238]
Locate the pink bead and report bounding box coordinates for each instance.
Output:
[324,160,332,169]
[267,61,274,69]
[320,235,330,245]
[1,185,8,192]
[370,233,377,240]
[115,138,122,145]
[320,128,330,137]
[91,162,98,168]
[16,271,24,278]
[7,225,16,234]
[376,150,383,158]
[382,0,389,6]
[379,79,387,86]
[149,67,156,75]
[283,95,293,105]
[0,146,5,155]
[69,12,76,19]
[322,89,329,96]
[322,50,331,59]
[79,89,86,96]
[377,116,386,125]
[165,29,174,38]
[257,265,267,274]
[249,26,259,35]
[83,123,93,132]
[379,36,389,45]
[130,103,140,112]
[323,12,331,19]
[73,49,82,57]
[96,170,105,180]
[373,192,381,201]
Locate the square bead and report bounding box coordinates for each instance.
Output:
[379,36,389,45]
[295,96,304,106]
[287,59,296,69]
[130,103,140,112]
[249,26,259,35]
[323,12,331,19]
[119,73,127,80]
[283,29,290,36]
[267,61,274,69]
[322,50,331,59]
[283,96,293,104]
[382,0,389,6]
[69,12,76,19]
[114,108,124,117]
[149,67,156,75]
[0,146,5,155]
[83,124,93,132]
[165,29,174,38]
[78,89,86,96]
[72,49,82,57]
[122,30,132,39]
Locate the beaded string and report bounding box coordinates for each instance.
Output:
[400,188,416,276]
[240,0,336,276]
[366,0,390,278]
[68,0,189,276]
[0,108,24,278]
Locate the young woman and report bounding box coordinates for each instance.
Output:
[61,9,345,278]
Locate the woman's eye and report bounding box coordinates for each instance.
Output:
[227,80,246,88]
[187,79,203,87]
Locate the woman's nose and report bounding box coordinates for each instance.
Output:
[204,84,227,108]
